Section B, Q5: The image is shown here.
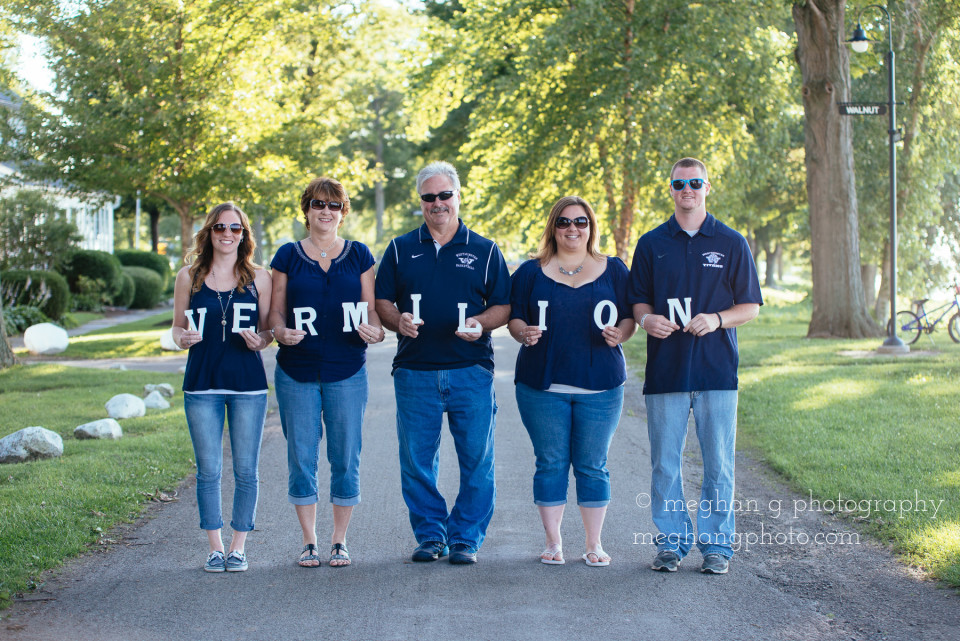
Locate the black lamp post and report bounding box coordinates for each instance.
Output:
[848,4,906,352]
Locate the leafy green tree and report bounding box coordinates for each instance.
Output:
[415,0,802,264]
[0,190,80,271]
[4,0,306,261]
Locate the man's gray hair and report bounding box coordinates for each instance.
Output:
[416,161,461,194]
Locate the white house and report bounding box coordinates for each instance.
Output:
[1,91,117,254]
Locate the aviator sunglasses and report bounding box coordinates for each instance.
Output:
[556,216,589,230]
[670,178,707,191]
[309,199,344,211]
[419,190,456,203]
[212,222,243,234]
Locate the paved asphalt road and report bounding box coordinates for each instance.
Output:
[5,326,960,640]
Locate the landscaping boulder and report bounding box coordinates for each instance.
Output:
[74,418,123,440]
[0,426,64,464]
[105,394,146,419]
[143,390,171,410]
[23,323,69,355]
[159,328,182,352]
[143,383,175,399]
[109,363,128,371]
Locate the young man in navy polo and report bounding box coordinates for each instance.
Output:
[375,161,511,565]
[628,157,762,575]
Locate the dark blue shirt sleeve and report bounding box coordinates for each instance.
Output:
[627,239,652,305]
[270,242,293,274]
[485,243,511,306]
[610,257,632,320]
[510,260,536,323]
[374,239,398,302]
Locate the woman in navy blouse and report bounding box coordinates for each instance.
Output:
[268,177,384,568]
[509,196,637,567]
[172,202,273,573]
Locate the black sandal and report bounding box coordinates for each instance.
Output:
[329,543,351,567]
[298,543,320,568]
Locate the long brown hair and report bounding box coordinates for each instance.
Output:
[531,196,604,264]
[185,202,258,293]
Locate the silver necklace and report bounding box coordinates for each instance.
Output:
[211,269,235,342]
[558,260,584,276]
[316,237,339,258]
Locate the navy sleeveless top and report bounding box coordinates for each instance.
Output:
[270,240,376,383]
[182,281,268,393]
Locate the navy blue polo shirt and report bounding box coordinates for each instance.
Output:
[375,220,511,373]
[510,257,630,391]
[627,212,762,394]
[271,239,375,383]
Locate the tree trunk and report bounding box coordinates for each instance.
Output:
[0,275,18,369]
[149,209,160,253]
[793,0,880,338]
[861,262,877,311]
[775,242,784,282]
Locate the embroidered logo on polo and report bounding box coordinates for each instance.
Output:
[456,252,478,269]
[702,252,724,269]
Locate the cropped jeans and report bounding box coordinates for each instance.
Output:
[183,392,268,532]
[515,383,624,507]
[275,364,368,506]
[393,365,497,551]
[645,390,738,559]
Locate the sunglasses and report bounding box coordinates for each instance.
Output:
[212,223,243,234]
[670,178,707,191]
[556,216,589,230]
[420,191,456,203]
[309,199,344,211]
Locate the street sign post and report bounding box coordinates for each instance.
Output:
[838,102,887,116]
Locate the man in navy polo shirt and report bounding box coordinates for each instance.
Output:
[375,161,511,565]
[628,157,762,575]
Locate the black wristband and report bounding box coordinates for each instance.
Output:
[716,312,723,328]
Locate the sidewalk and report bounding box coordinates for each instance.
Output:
[8,304,176,350]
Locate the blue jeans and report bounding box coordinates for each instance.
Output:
[394,365,497,551]
[275,364,368,506]
[515,383,623,507]
[645,390,738,559]
[184,392,267,532]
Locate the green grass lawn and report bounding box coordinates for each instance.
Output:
[0,365,192,608]
[15,310,177,359]
[625,284,960,587]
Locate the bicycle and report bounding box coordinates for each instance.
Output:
[887,284,960,345]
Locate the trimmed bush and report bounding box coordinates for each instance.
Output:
[0,269,72,320]
[112,271,136,308]
[123,266,164,309]
[3,305,50,334]
[63,250,123,311]
[114,250,171,291]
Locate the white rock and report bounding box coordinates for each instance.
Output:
[178,365,187,374]
[143,390,171,410]
[105,394,146,419]
[109,363,128,371]
[23,323,69,355]
[143,383,175,399]
[0,426,64,464]
[159,328,182,352]
[74,418,123,440]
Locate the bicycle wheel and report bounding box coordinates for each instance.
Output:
[887,310,921,345]
[949,313,960,343]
